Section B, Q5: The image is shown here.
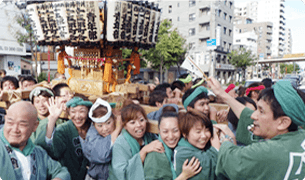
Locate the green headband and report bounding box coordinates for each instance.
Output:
[179,74,192,84]
[191,79,205,89]
[183,86,208,109]
[274,80,305,126]
[29,87,54,101]
[66,97,93,108]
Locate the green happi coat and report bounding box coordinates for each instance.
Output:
[0,130,70,180]
[108,129,157,180]
[35,120,88,180]
[216,107,305,179]
[30,117,65,143]
[174,138,226,180]
[235,107,262,145]
[144,136,177,180]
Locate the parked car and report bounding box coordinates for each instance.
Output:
[283,74,302,85]
[278,79,299,88]
[244,78,277,88]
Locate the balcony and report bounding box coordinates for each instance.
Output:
[266,49,272,54]
[266,35,272,40]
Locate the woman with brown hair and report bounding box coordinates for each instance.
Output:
[108,103,164,180]
[174,109,230,180]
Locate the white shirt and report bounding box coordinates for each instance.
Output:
[14,150,31,180]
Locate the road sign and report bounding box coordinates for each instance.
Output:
[207,39,216,50]
[259,53,264,60]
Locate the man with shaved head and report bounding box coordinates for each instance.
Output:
[0,101,70,180]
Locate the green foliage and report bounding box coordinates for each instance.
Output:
[280,63,300,74]
[235,82,240,86]
[228,48,255,70]
[228,48,255,81]
[37,72,48,83]
[141,19,186,70]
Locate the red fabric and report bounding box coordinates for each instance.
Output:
[245,85,265,96]
[225,84,235,93]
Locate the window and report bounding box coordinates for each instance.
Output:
[199,23,210,31]
[224,27,227,35]
[199,38,209,45]
[246,19,252,24]
[223,12,227,20]
[189,28,195,36]
[229,29,232,36]
[189,13,196,22]
[223,41,227,49]
[217,10,221,17]
[189,42,195,49]
[230,1,233,9]
[244,28,247,32]
[168,5,172,13]
[177,3,179,7]
[177,17,180,21]
[228,43,232,50]
[229,16,232,23]
[189,0,196,7]
[224,0,227,5]
[239,29,241,33]
[236,39,241,42]
[200,7,210,16]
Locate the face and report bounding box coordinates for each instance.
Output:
[33,95,49,117]
[58,87,74,105]
[159,117,180,148]
[185,82,193,91]
[124,112,147,141]
[22,80,35,90]
[2,81,15,90]
[69,105,89,129]
[184,121,211,150]
[194,98,210,116]
[94,117,115,137]
[250,99,280,139]
[4,108,37,149]
[166,87,174,98]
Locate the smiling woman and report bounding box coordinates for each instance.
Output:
[108,103,162,180]
[35,96,93,180]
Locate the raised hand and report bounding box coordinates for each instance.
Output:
[45,96,65,120]
[177,157,202,180]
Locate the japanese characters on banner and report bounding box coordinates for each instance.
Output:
[26,4,45,42]
[26,1,160,49]
[27,1,100,46]
[114,1,160,48]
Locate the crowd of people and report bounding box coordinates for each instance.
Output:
[0,71,305,180]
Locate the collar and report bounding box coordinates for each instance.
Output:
[0,130,35,156]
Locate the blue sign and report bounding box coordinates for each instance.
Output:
[259,53,264,60]
[207,39,216,46]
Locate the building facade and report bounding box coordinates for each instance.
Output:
[234,16,273,59]
[158,0,235,84]
[284,28,292,55]
[235,0,286,57]
[0,1,27,76]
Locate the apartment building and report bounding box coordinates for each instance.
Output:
[236,0,286,57]
[234,16,273,59]
[158,0,235,84]
[284,28,292,55]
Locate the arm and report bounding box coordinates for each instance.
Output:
[175,157,202,180]
[111,115,123,144]
[207,77,245,119]
[45,97,65,139]
[139,140,164,163]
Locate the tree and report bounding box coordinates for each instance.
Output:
[8,9,38,79]
[228,48,255,81]
[141,19,186,83]
[280,63,300,74]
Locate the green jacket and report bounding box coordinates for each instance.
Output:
[0,130,70,180]
[174,138,225,180]
[216,129,305,179]
[36,120,88,180]
[144,151,173,180]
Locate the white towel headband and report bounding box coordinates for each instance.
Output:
[89,98,112,123]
